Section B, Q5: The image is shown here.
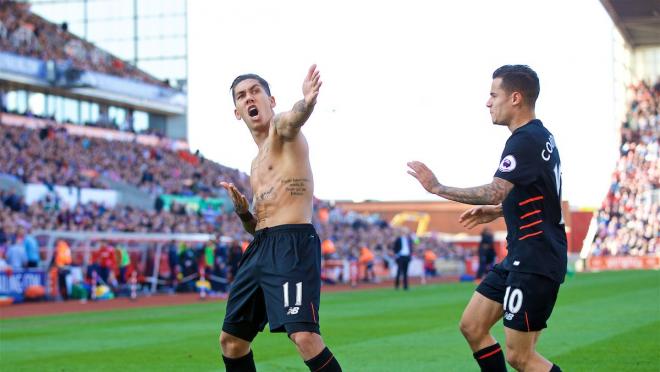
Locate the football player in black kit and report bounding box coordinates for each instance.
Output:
[408,65,566,372]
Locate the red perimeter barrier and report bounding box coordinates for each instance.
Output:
[587,256,660,271]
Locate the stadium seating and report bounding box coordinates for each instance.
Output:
[0,123,250,197]
[591,80,659,256]
[0,1,168,87]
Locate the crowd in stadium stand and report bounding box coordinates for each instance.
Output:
[0,179,463,299]
[0,187,461,260]
[0,188,248,236]
[592,80,660,256]
[0,124,250,196]
[0,1,169,87]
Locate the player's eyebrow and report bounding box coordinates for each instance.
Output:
[235,83,260,98]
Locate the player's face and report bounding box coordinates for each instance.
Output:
[486,78,513,126]
[233,79,276,128]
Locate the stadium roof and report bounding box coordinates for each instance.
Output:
[600,0,660,48]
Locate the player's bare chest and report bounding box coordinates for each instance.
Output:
[251,143,280,182]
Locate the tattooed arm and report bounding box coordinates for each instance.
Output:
[430,178,513,205]
[275,64,322,139]
[407,161,513,205]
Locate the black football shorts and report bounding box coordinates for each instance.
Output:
[222,224,322,341]
[476,264,560,332]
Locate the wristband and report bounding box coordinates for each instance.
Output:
[237,211,252,222]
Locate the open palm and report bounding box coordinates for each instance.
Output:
[407,161,440,194]
[303,64,322,106]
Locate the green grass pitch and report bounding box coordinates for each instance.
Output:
[1,270,659,371]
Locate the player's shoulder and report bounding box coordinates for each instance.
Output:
[511,120,548,143]
[516,119,544,134]
[507,128,538,148]
[524,119,554,138]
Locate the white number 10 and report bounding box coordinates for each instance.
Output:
[503,286,523,314]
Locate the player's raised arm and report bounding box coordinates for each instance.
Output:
[407,161,514,205]
[274,64,322,139]
[220,182,256,235]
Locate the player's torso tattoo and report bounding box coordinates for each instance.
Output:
[250,132,314,230]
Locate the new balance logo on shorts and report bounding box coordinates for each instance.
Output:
[504,312,514,321]
[287,307,300,315]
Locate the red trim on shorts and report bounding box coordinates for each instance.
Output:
[478,347,502,360]
[519,219,543,230]
[524,311,530,332]
[520,210,541,219]
[314,356,335,372]
[519,230,543,240]
[519,196,544,206]
[311,302,317,323]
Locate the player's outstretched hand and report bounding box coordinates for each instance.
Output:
[459,205,501,229]
[220,182,250,214]
[407,161,440,194]
[303,64,322,106]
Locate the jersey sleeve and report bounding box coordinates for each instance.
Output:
[494,132,539,186]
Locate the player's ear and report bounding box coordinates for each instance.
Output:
[511,91,523,106]
[270,95,276,109]
[234,108,241,120]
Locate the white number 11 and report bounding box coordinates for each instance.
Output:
[283,282,302,307]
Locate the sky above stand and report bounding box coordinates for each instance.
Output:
[188,0,619,208]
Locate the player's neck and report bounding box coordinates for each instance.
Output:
[507,111,536,132]
[250,126,270,148]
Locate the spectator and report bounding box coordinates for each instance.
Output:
[177,243,197,292]
[392,229,414,290]
[423,248,438,279]
[211,255,228,295]
[52,239,71,300]
[0,251,9,272]
[96,241,116,285]
[227,241,243,282]
[203,239,215,270]
[116,244,131,285]
[476,228,496,279]
[359,245,375,283]
[5,235,27,270]
[166,240,180,290]
[23,227,40,268]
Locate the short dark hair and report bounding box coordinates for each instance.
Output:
[230,73,271,103]
[492,65,539,108]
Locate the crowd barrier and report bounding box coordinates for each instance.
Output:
[587,256,660,271]
[0,269,47,301]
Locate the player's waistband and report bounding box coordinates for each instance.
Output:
[254,223,316,237]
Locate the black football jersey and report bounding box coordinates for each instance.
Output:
[494,119,567,283]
